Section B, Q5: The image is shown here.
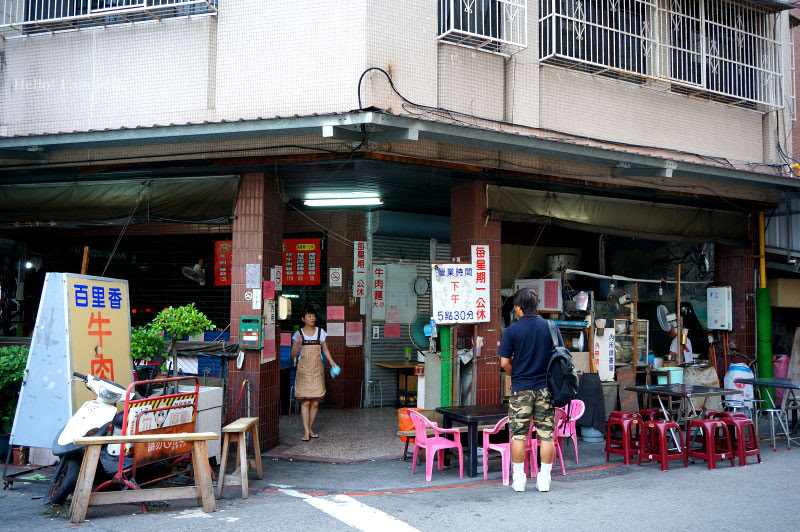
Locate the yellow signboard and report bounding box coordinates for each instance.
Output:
[67,275,133,411]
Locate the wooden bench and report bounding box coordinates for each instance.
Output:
[217,417,262,500]
[69,432,218,524]
[397,424,497,461]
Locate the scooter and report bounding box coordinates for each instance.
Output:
[46,372,128,504]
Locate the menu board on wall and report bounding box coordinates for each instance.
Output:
[282,238,321,285]
[214,240,232,286]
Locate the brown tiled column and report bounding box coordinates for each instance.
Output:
[451,181,502,404]
[227,172,283,450]
[714,219,757,365]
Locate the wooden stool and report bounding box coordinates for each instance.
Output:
[217,417,262,499]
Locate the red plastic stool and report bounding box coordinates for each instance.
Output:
[609,411,639,419]
[637,420,686,471]
[639,408,669,420]
[686,419,735,470]
[721,416,761,467]
[701,410,726,419]
[606,415,641,465]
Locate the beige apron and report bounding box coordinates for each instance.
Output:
[294,328,325,401]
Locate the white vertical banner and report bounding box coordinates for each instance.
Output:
[353,240,367,297]
[271,266,283,291]
[371,264,386,321]
[471,244,490,322]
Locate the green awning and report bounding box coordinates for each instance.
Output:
[487,185,749,246]
[0,175,240,229]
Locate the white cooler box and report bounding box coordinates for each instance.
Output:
[178,385,223,462]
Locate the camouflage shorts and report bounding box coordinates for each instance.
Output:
[508,388,555,442]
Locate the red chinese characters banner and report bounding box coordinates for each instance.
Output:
[282,238,322,285]
[214,240,232,286]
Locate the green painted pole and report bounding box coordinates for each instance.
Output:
[756,287,775,407]
[440,325,452,408]
[756,212,774,407]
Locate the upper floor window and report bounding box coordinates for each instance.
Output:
[0,0,218,37]
[539,0,783,110]
[438,0,528,56]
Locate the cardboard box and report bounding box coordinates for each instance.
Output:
[572,351,592,375]
[502,374,511,397]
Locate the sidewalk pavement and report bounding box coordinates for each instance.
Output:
[1,426,797,532]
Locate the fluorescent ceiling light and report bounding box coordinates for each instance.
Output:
[304,197,383,207]
[305,192,379,199]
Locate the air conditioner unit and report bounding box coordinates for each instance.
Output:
[707,286,733,331]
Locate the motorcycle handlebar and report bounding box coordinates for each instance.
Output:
[73,371,87,380]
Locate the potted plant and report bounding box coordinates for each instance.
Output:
[0,346,29,459]
[129,326,167,380]
[150,303,214,378]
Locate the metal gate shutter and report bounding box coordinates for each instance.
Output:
[369,236,450,407]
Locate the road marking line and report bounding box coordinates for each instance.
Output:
[280,489,419,531]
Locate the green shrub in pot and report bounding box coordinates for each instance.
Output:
[0,346,28,434]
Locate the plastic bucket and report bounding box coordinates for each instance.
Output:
[581,426,605,442]
[397,408,422,442]
[656,367,684,385]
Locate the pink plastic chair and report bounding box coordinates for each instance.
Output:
[480,416,511,484]
[556,399,585,465]
[552,408,568,476]
[525,421,539,478]
[408,410,464,481]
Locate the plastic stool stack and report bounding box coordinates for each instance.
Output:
[686,419,735,470]
[605,412,641,465]
[637,420,686,471]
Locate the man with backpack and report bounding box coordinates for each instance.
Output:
[499,288,561,493]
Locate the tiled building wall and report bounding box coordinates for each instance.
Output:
[227,172,283,451]
[714,217,758,364]
[2,2,784,167]
[451,180,502,404]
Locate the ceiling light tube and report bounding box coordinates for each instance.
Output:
[304,198,383,207]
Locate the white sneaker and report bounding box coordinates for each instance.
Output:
[512,472,527,492]
[536,472,551,492]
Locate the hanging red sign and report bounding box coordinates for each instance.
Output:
[283,238,322,285]
[214,240,232,286]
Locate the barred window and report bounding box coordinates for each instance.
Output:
[540,0,783,109]
[438,0,528,56]
[0,0,218,36]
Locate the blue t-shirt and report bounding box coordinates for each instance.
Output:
[499,315,561,392]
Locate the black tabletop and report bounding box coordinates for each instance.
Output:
[624,384,742,398]
[436,405,508,423]
[735,377,800,390]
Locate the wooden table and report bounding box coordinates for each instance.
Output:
[376,360,423,406]
[69,432,218,523]
[436,404,507,478]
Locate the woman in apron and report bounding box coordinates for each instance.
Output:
[291,306,338,441]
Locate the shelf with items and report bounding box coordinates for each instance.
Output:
[613,318,649,366]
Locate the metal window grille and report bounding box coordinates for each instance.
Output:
[540,0,783,110]
[0,0,218,37]
[438,0,528,56]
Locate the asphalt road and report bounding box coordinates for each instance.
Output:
[2,440,798,531]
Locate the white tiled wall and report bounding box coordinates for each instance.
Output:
[0,1,789,166]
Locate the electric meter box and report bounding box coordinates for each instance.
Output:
[239,315,263,349]
[707,286,733,331]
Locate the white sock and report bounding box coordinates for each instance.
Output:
[512,462,525,476]
[540,462,552,474]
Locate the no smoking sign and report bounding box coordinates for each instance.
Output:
[329,267,343,287]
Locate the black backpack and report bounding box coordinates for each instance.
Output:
[546,320,580,408]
